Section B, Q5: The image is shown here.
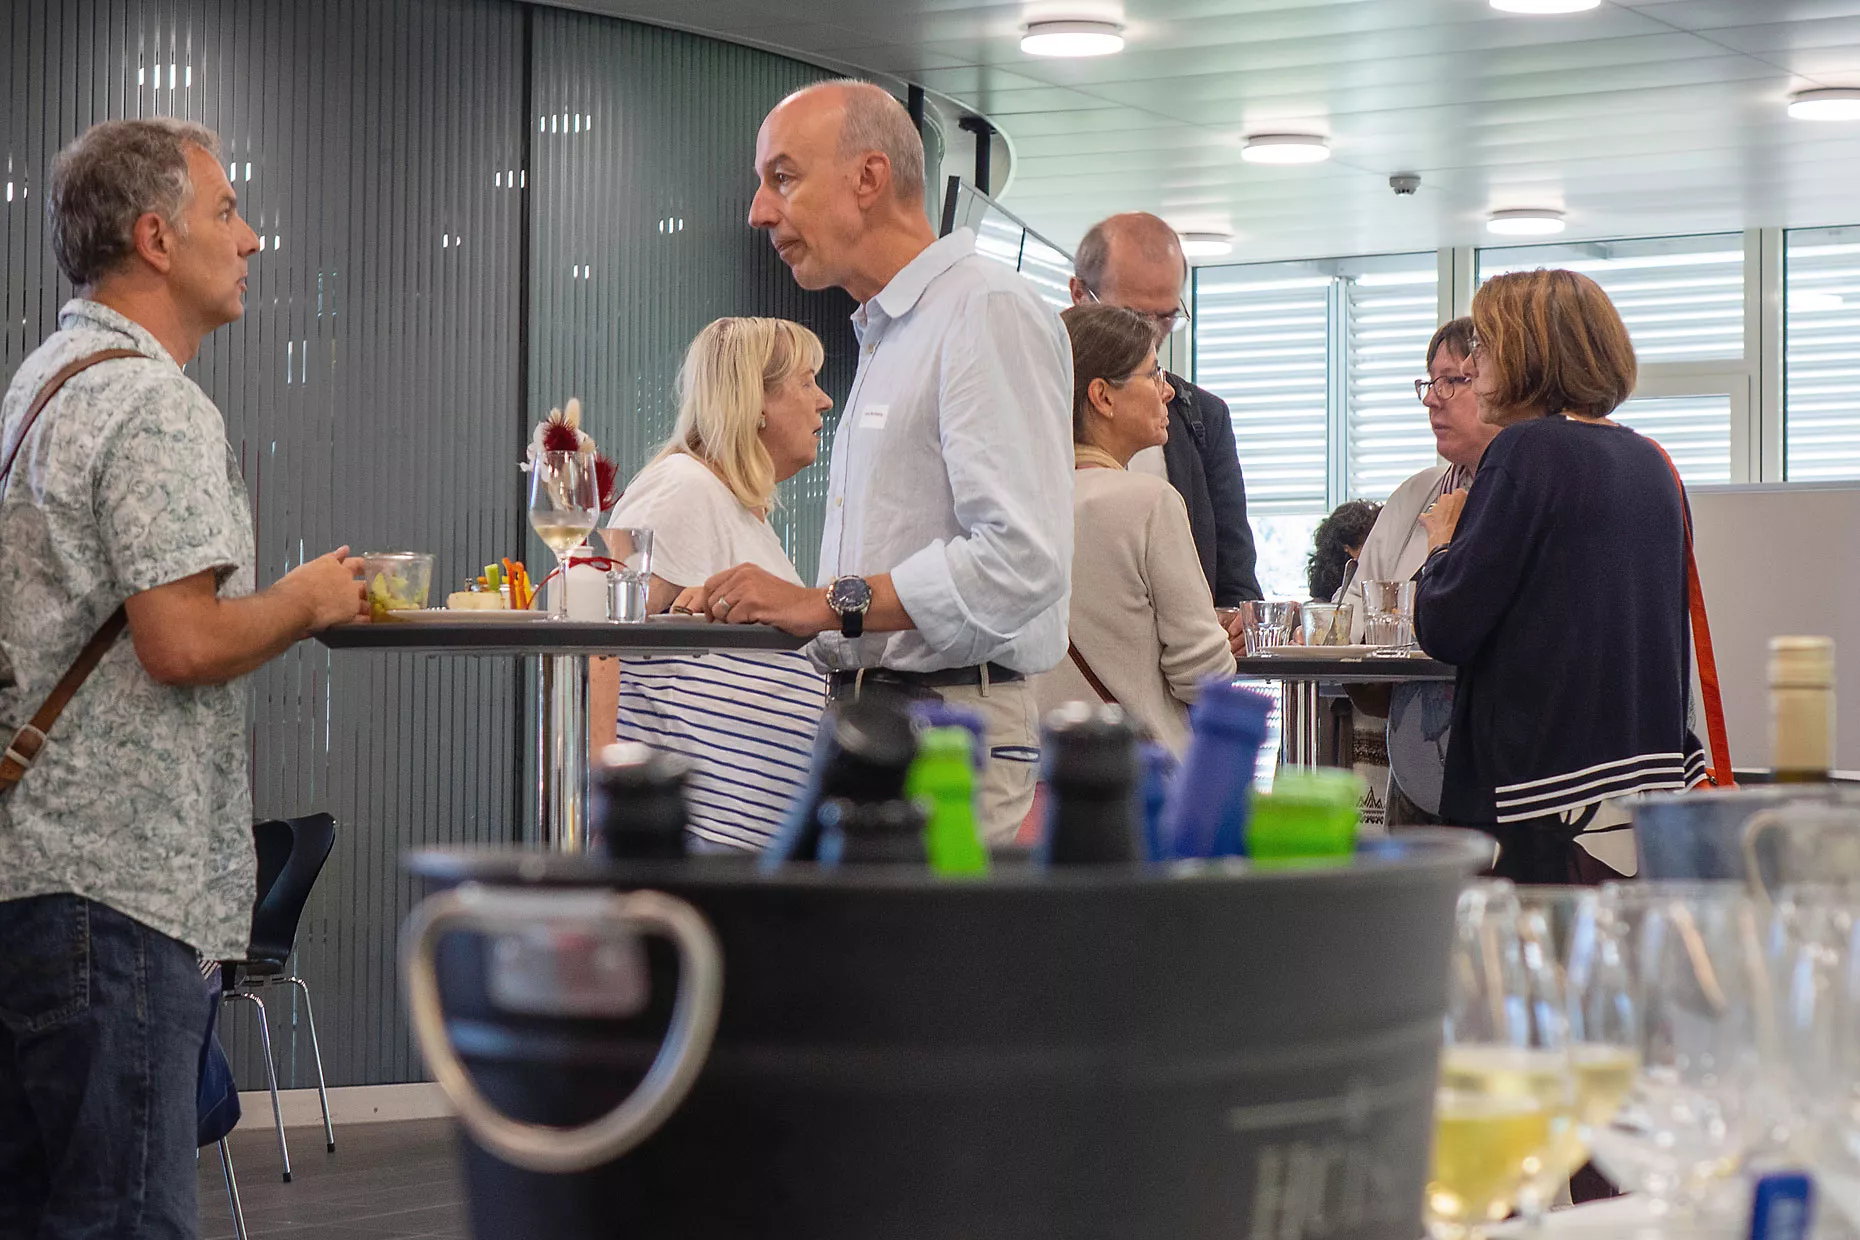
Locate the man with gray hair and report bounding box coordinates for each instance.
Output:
[0,118,364,1235]
[1071,212,1262,605]
[695,79,1073,841]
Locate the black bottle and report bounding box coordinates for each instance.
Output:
[1037,703,1142,866]
[765,690,919,866]
[816,798,930,865]
[590,742,690,860]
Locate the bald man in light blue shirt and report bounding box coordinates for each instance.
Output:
[693,80,1073,840]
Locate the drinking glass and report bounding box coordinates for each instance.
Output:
[1428,881,1576,1240]
[1362,580,1417,648]
[527,451,600,621]
[599,527,654,623]
[1616,883,1772,1214]
[1247,600,1300,652]
[1761,887,1860,1224]
[1300,602,1353,646]
[1516,888,1641,1198]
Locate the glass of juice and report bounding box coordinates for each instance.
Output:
[1427,881,1575,1240]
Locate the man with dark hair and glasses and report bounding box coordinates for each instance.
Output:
[1070,213,1261,608]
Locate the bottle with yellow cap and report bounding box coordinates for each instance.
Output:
[1769,636,1835,783]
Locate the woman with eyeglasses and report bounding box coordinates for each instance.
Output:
[1031,304,1234,754]
[1338,318,1499,624]
[1414,270,1702,883]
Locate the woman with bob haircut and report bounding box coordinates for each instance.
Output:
[1032,304,1235,753]
[1414,269,1704,882]
[593,316,833,851]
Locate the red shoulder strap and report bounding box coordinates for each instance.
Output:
[1648,439,1736,788]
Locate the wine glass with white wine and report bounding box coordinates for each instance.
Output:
[1428,881,1577,1240]
[527,450,599,620]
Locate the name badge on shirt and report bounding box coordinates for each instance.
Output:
[857,404,889,431]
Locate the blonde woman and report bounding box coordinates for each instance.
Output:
[591,317,832,851]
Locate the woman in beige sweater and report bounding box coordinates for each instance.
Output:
[1035,305,1237,753]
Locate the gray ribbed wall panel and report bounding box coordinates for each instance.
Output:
[6,0,870,1094]
[3,0,525,1087]
[526,11,858,585]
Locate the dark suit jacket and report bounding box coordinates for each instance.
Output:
[1163,371,1262,604]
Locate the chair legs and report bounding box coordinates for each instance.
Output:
[218,1137,250,1240]
[221,990,292,1182]
[280,975,335,1153]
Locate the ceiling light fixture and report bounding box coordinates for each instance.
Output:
[1178,231,1234,258]
[1487,208,1567,237]
[1020,20,1125,57]
[1489,0,1600,12]
[1240,134,1330,164]
[1789,88,1860,120]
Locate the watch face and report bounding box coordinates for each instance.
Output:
[829,576,871,613]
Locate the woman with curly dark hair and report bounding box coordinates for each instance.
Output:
[1306,500,1381,601]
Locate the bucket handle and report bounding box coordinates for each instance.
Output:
[1741,808,1791,908]
[400,883,723,1175]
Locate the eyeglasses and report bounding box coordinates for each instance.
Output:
[1111,362,1168,389]
[1086,288,1191,334]
[1414,374,1473,403]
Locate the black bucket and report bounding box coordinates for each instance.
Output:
[403,831,1487,1240]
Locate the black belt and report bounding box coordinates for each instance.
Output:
[828,663,1024,697]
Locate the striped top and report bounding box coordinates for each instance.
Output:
[616,650,825,851]
[606,453,826,851]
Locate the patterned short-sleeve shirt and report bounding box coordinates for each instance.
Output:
[0,300,257,959]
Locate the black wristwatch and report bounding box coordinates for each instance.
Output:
[826,575,873,639]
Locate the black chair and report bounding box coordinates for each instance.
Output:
[219,813,337,1182]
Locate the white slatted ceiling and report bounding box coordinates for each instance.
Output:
[1785,231,1860,483]
[1192,271,1330,513]
[1346,265,1442,501]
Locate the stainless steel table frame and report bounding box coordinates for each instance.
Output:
[317,619,807,852]
[1232,655,1455,769]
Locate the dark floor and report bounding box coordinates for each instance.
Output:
[197,1118,468,1240]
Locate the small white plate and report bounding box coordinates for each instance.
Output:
[380,608,554,623]
[1247,644,1386,659]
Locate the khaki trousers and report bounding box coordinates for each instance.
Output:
[927,678,1041,845]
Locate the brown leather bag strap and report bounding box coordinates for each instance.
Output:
[1,607,128,788]
[0,349,144,491]
[0,348,146,793]
[1067,641,1120,707]
[1646,438,1736,789]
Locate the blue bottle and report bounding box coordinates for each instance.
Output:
[1160,679,1275,859]
[1137,742,1177,863]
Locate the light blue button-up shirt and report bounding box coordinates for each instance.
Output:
[809,229,1074,675]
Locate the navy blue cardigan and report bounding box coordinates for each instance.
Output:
[1415,416,1705,825]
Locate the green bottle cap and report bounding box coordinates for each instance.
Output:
[1246,768,1363,866]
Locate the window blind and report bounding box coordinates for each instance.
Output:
[1345,263,1445,501]
[1191,270,1331,514]
[1785,227,1860,482]
[1478,234,1745,362]
[1612,395,1733,484]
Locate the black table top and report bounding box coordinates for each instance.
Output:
[315,616,809,656]
[1232,653,1455,683]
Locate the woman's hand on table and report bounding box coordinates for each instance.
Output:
[694,564,835,636]
[1420,489,1468,552]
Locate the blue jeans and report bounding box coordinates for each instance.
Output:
[0,894,205,1239]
